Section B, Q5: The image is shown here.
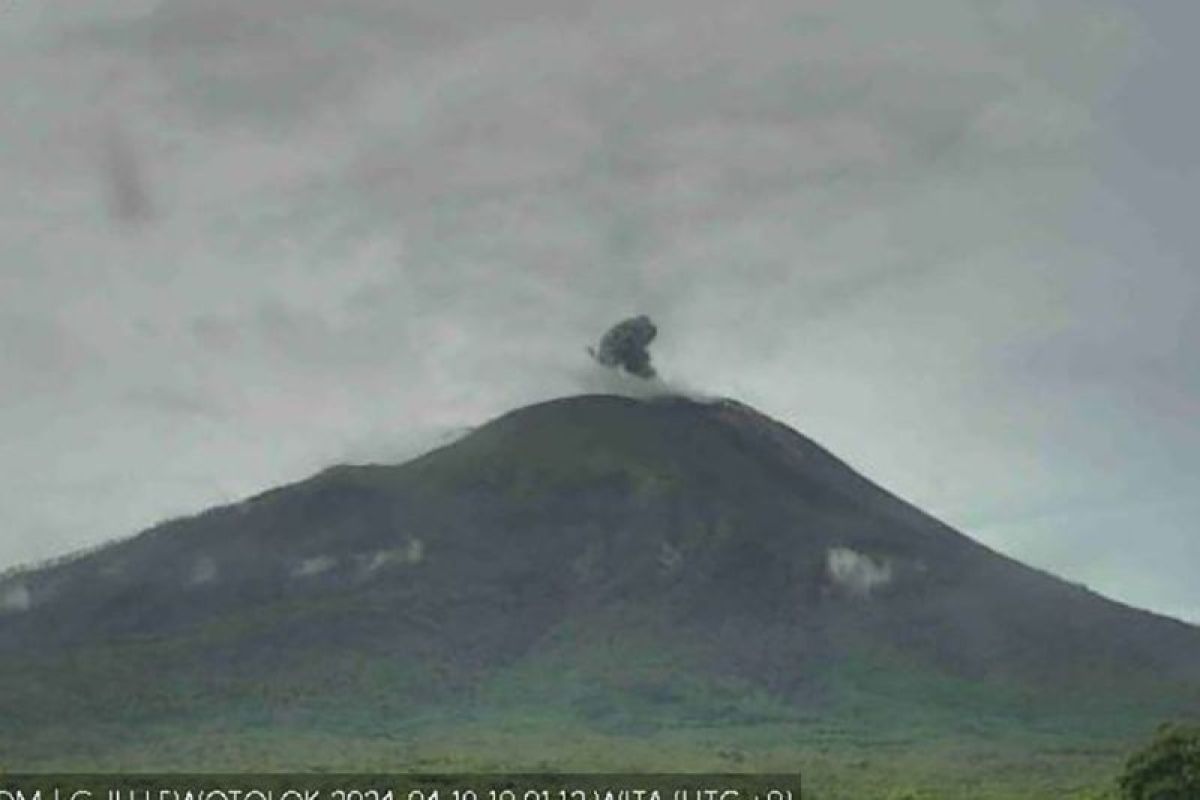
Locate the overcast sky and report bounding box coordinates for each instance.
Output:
[1,1,1197,622]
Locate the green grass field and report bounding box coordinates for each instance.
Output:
[0,635,1166,799]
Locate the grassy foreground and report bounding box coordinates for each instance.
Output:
[0,712,1138,799]
[0,615,1179,798]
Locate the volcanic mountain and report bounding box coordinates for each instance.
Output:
[1,394,1197,773]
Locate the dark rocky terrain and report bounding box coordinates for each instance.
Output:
[1,394,1197,777]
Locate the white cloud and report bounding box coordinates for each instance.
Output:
[826,547,892,598]
[189,555,217,586]
[292,555,337,578]
[0,582,32,614]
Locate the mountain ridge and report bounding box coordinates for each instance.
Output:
[1,393,1197,773]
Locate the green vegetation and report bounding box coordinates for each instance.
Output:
[0,712,1142,798]
[3,395,1198,800]
[0,625,1175,799]
[1117,722,1200,799]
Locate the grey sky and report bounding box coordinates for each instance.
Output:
[1,1,1197,622]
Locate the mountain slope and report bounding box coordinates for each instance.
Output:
[1,394,1197,773]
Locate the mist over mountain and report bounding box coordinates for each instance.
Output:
[1,393,1197,773]
[6,1,1200,631]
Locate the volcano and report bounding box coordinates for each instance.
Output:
[1,394,1197,776]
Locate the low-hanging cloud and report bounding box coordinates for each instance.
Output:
[572,358,679,400]
[827,547,893,598]
[0,582,32,614]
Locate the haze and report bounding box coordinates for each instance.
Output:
[1,1,1197,622]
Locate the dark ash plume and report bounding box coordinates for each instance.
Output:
[588,315,658,379]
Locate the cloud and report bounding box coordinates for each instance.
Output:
[188,556,218,586]
[0,582,32,614]
[99,122,154,225]
[826,547,892,598]
[2,0,1197,624]
[569,359,693,402]
[292,555,337,579]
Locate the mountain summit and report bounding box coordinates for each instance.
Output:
[1,394,1197,770]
